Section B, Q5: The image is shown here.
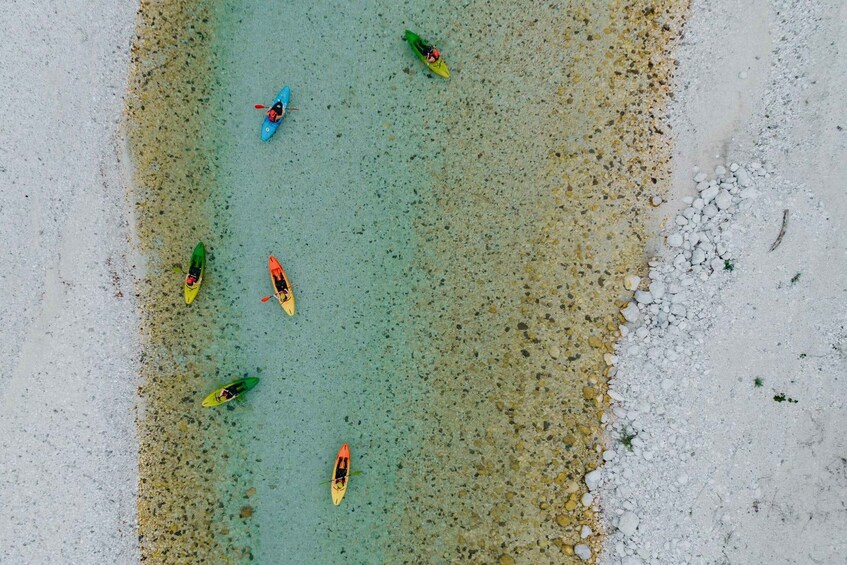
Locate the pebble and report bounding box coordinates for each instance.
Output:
[691,248,706,265]
[714,190,733,210]
[675,215,688,226]
[702,204,719,218]
[700,185,719,203]
[667,233,683,247]
[651,195,663,206]
[618,511,640,536]
[693,172,707,183]
[621,302,640,323]
[603,449,616,461]
[624,274,641,291]
[574,544,591,561]
[585,469,602,491]
[549,345,560,359]
[581,525,592,538]
[735,167,753,187]
[581,492,594,507]
[634,290,653,305]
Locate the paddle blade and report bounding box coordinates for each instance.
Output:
[254,104,266,109]
[261,296,272,302]
[172,265,184,273]
[350,470,362,477]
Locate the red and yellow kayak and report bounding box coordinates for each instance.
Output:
[268,255,295,316]
[331,443,350,506]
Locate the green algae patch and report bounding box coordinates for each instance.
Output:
[387,1,688,562]
[126,1,254,561]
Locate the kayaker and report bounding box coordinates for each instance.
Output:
[424,45,440,64]
[334,456,349,487]
[186,265,201,286]
[267,101,285,123]
[274,276,290,301]
[217,388,235,401]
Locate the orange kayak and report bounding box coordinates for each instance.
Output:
[331,443,350,506]
[268,255,295,316]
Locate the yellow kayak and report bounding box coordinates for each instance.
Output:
[183,242,206,305]
[331,443,351,505]
[268,255,295,316]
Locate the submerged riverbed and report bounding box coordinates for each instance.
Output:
[127,0,685,562]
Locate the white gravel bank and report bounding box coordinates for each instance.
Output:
[0,1,140,562]
[594,1,847,564]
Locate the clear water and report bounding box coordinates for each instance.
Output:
[128,0,686,561]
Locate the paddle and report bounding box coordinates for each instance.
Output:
[317,470,363,485]
[261,287,293,302]
[254,104,301,110]
[172,264,185,274]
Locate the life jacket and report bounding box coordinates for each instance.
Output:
[268,109,278,122]
[431,48,440,59]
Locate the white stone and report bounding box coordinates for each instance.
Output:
[675,215,688,226]
[667,233,683,247]
[649,281,666,299]
[581,492,594,507]
[603,449,616,461]
[700,185,719,202]
[682,206,696,219]
[703,204,719,218]
[651,195,663,206]
[624,274,641,291]
[634,290,653,305]
[735,167,753,187]
[691,248,706,265]
[714,190,733,210]
[621,302,640,323]
[693,172,708,183]
[574,544,591,561]
[618,511,639,536]
[670,304,687,317]
[715,165,727,175]
[730,162,739,172]
[580,525,592,539]
[692,197,705,210]
[585,469,602,491]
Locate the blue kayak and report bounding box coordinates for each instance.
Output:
[261,85,291,141]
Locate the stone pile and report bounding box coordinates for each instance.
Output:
[580,162,770,563]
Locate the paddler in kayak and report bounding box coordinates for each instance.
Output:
[185,264,201,286]
[334,455,349,488]
[216,387,235,402]
[423,44,441,64]
[272,270,291,302]
[267,100,285,123]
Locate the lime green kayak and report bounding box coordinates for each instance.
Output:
[184,242,205,305]
[201,377,260,407]
[405,30,450,78]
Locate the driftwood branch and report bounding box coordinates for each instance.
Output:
[769,209,789,252]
